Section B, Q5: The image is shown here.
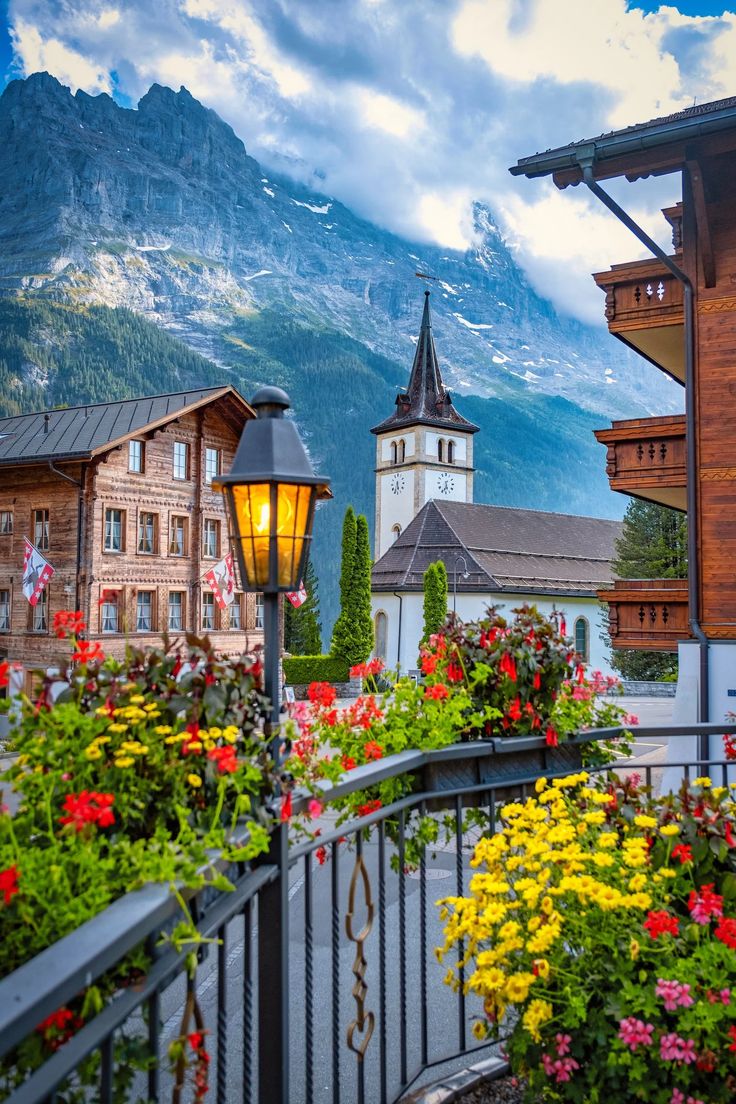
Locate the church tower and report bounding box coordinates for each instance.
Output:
[371,291,479,560]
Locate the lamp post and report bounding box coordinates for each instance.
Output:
[214,386,330,754]
[453,553,469,614]
[214,386,329,1104]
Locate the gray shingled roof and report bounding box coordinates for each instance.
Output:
[372,292,479,435]
[0,387,247,465]
[372,500,620,597]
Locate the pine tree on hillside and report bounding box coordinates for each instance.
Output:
[422,561,448,646]
[283,558,322,655]
[330,506,357,660]
[608,500,687,680]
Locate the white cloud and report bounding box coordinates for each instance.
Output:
[10,17,112,94]
[417,190,476,252]
[452,0,689,127]
[357,89,425,138]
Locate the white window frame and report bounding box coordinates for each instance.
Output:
[202,518,219,559]
[138,512,156,555]
[128,440,143,474]
[255,593,264,629]
[136,591,153,632]
[104,508,124,553]
[168,591,184,631]
[202,591,215,631]
[31,588,48,633]
[0,589,10,632]
[204,447,220,485]
[34,508,49,551]
[0,511,13,535]
[169,516,187,556]
[173,441,189,481]
[101,593,119,634]
[229,595,241,630]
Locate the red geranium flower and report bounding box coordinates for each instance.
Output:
[0,659,8,689]
[532,671,541,691]
[507,696,523,722]
[308,681,337,708]
[545,726,558,748]
[356,799,382,818]
[420,653,439,675]
[59,792,115,833]
[644,910,679,939]
[52,610,86,639]
[364,740,383,761]
[71,639,105,664]
[672,843,693,864]
[341,754,357,771]
[207,746,238,774]
[715,916,736,950]
[499,652,517,682]
[280,793,292,822]
[425,683,449,701]
[446,662,464,683]
[0,864,19,905]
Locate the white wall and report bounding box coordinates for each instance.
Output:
[425,431,468,464]
[371,590,614,676]
[423,468,469,504]
[380,432,415,462]
[378,469,415,559]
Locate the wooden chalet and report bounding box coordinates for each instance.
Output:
[512,95,736,720]
[0,386,264,690]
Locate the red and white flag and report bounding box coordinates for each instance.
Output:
[286,580,307,608]
[23,538,55,606]
[203,553,236,609]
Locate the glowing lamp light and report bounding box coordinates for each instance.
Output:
[213,387,330,593]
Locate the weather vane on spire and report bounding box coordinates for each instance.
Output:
[415,271,439,282]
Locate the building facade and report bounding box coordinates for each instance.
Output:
[0,387,264,693]
[512,93,736,740]
[370,293,620,676]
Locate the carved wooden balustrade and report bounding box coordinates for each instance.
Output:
[594,414,686,510]
[598,578,690,651]
[592,257,685,382]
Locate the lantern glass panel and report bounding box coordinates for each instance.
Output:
[231,481,315,590]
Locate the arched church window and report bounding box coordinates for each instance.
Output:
[399,439,406,463]
[438,439,444,462]
[574,617,590,663]
[447,440,455,464]
[391,441,398,465]
[374,611,388,661]
[392,524,401,542]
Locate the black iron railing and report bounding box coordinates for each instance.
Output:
[1,724,735,1104]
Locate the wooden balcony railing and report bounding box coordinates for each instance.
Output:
[598,578,690,652]
[592,257,684,382]
[594,414,686,510]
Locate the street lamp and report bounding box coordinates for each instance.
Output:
[453,553,469,614]
[213,386,330,753]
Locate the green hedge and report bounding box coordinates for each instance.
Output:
[282,655,351,686]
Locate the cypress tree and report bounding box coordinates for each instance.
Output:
[283,558,323,655]
[330,506,358,659]
[422,560,448,645]
[608,500,686,680]
[351,513,374,663]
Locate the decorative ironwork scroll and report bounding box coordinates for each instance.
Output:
[345,852,375,1060]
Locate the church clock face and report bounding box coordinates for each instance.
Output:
[438,472,455,496]
[390,474,406,495]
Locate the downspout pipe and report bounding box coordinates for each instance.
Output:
[393,591,403,671]
[48,462,85,615]
[580,165,709,742]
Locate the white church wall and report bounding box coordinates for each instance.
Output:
[424,432,468,464]
[371,591,615,677]
[423,469,468,503]
[378,469,415,558]
[380,433,415,462]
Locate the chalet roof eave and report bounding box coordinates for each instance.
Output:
[509,97,736,183]
[370,412,480,435]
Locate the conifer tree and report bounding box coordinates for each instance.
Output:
[351,513,374,663]
[330,506,357,660]
[422,561,448,645]
[283,558,322,655]
[608,500,686,680]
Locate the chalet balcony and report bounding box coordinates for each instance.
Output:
[594,413,686,510]
[592,257,684,382]
[598,578,690,651]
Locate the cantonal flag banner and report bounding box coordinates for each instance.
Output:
[23,538,55,606]
[204,553,236,609]
[286,580,307,608]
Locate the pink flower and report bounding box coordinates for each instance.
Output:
[555,1033,571,1057]
[307,799,323,819]
[688,883,723,925]
[618,1017,654,1052]
[541,1053,579,1083]
[655,978,694,1011]
[670,1091,684,1104]
[624,713,639,726]
[659,1033,697,1064]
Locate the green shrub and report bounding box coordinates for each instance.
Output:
[283,655,351,685]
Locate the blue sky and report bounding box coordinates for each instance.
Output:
[3,0,736,321]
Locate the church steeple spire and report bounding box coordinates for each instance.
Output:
[371,291,479,434]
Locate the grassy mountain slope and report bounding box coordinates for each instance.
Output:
[0,299,622,640]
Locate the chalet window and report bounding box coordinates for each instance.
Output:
[101,592,119,633]
[574,617,590,663]
[438,439,444,462]
[128,440,144,474]
[173,441,190,480]
[229,595,241,630]
[0,511,13,534]
[202,519,219,559]
[136,591,153,632]
[204,448,220,485]
[447,440,455,464]
[34,509,49,551]
[168,591,184,631]
[138,512,156,555]
[0,590,10,632]
[30,589,48,633]
[104,508,124,553]
[202,591,215,631]
[255,593,264,629]
[169,516,188,556]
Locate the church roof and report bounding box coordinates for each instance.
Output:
[371,291,479,435]
[372,500,621,598]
